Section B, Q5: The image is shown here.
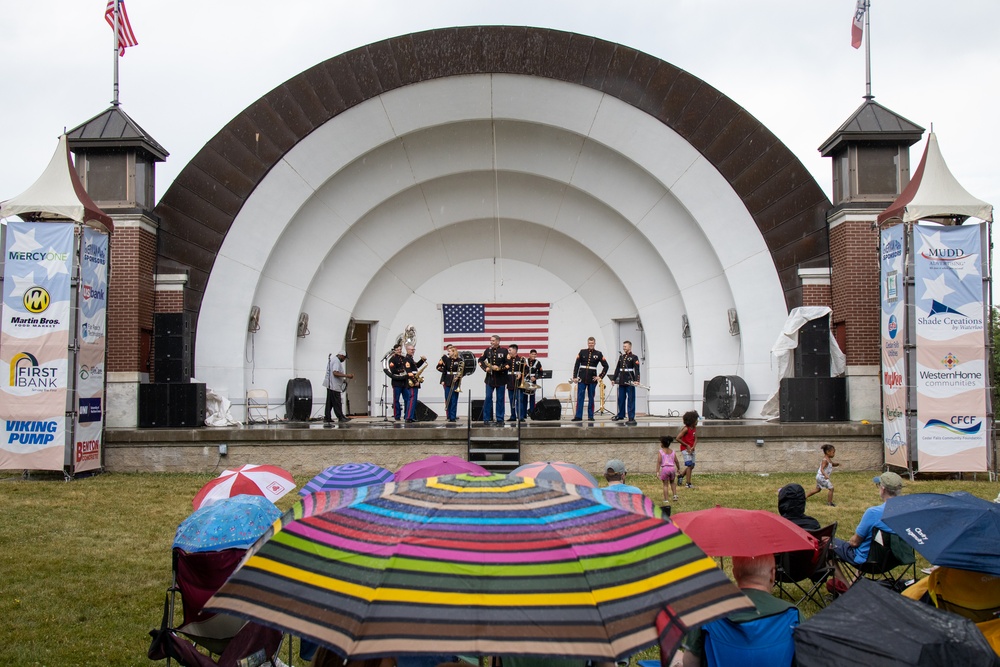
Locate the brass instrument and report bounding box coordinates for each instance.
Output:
[516,358,539,394]
[382,325,417,377]
[408,360,427,387]
[450,356,464,393]
[630,381,651,390]
[598,378,607,412]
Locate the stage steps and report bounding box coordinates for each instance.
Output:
[466,401,522,473]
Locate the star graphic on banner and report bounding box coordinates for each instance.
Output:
[921,273,955,303]
[38,246,70,279]
[92,256,108,288]
[916,230,943,258]
[10,226,42,253]
[8,271,36,299]
[953,253,981,281]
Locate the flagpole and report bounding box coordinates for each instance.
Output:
[864,0,873,100]
[112,0,121,106]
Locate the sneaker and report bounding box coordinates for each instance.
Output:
[827,502,836,507]
[611,416,621,421]
[673,494,679,501]
[685,483,693,489]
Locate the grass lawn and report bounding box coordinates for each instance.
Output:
[0,468,995,666]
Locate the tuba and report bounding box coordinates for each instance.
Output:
[382,325,417,377]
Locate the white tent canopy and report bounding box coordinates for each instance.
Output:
[0,134,113,233]
[879,132,993,225]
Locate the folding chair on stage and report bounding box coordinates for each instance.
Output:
[775,522,837,609]
[838,528,917,589]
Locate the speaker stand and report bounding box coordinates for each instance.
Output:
[379,376,391,422]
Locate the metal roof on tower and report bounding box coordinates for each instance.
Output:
[818,99,924,157]
[66,105,168,161]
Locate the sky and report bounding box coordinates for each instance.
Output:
[1,0,996,226]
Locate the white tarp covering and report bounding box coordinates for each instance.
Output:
[760,306,847,419]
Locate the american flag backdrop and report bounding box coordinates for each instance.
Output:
[442,303,550,357]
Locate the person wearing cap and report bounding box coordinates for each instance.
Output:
[322,350,354,424]
[831,471,903,565]
[603,459,643,495]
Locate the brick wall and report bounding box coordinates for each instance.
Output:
[107,227,156,373]
[801,284,832,308]
[830,220,880,365]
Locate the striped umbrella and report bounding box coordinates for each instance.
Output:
[206,474,751,661]
[192,464,296,510]
[299,463,394,496]
[511,460,599,487]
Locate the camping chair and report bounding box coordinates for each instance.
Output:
[552,383,575,417]
[245,389,271,424]
[148,548,282,666]
[775,522,837,609]
[840,528,917,588]
[702,606,799,667]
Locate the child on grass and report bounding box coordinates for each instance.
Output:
[678,410,698,489]
[805,444,839,506]
[656,435,680,503]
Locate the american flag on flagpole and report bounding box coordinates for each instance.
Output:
[442,303,550,357]
[851,0,867,49]
[105,0,138,56]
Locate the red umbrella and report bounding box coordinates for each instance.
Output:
[193,464,296,510]
[395,455,489,482]
[511,461,599,487]
[671,506,817,557]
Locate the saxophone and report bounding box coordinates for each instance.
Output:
[408,363,427,388]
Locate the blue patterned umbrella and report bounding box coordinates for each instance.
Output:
[173,495,281,553]
[299,462,394,496]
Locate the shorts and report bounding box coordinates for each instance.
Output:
[815,474,834,490]
[659,467,677,482]
[681,450,695,467]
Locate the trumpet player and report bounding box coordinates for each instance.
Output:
[572,337,609,422]
[611,340,641,425]
[437,344,463,423]
[506,344,523,422]
[479,335,510,425]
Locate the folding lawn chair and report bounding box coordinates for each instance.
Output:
[838,528,917,589]
[702,606,800,667]
[148,548,282,667]
[775,522,837,609]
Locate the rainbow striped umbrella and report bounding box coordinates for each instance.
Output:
[206,474,750,661]
[299,463,394,496]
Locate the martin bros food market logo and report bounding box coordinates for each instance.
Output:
[22,286,50,313]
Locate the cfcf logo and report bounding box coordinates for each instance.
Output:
[887,315,898,339]
[23,286,50,313]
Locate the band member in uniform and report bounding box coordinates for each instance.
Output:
[523,349,543,418]
[506,344,523,422]
[611,340,640,425]
[572,336,609,421]
[479,335,510,425]
[403,344,426,423]
[387,343,407,420]
[437,344,463,423]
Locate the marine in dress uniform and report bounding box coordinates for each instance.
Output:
[478,335,510,425]
[402,344,426,423]
[436,345,463,422]
[523,350,543,417]
[507,344,523,422]
[386,345,407,420]
[611,340,640,424]
[572,337,609,421]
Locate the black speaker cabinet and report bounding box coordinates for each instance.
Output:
[531,398,562,421]
[471,399,485,421]
[139,383,205,427]
[414,400,438,422]
[285,378,313,421]
[154,312,192,337]
[794,316,832,378]
[795,351,830,378]
[154,336,190,361]
[155,358,192,384]
[779,377,848,422]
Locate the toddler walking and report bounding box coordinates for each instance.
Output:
[805,444,839,506]
[678,410,699,489]
[656,435,680,503]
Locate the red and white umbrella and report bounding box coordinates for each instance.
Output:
[192,464,296,510]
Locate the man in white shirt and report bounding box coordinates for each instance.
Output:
[323,351,353,424]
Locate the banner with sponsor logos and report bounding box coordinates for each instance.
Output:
[913,224,988,472]
[0,222,74,471]
[74,228,108,472]
[880,224,908,467]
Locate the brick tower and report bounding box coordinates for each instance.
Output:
[818,100,923,420]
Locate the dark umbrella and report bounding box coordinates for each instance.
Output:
[882,491,1000,576]
[794,578,1000,666]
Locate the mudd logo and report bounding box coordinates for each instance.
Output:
[23,286,50,313]
[887,314,898,339]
